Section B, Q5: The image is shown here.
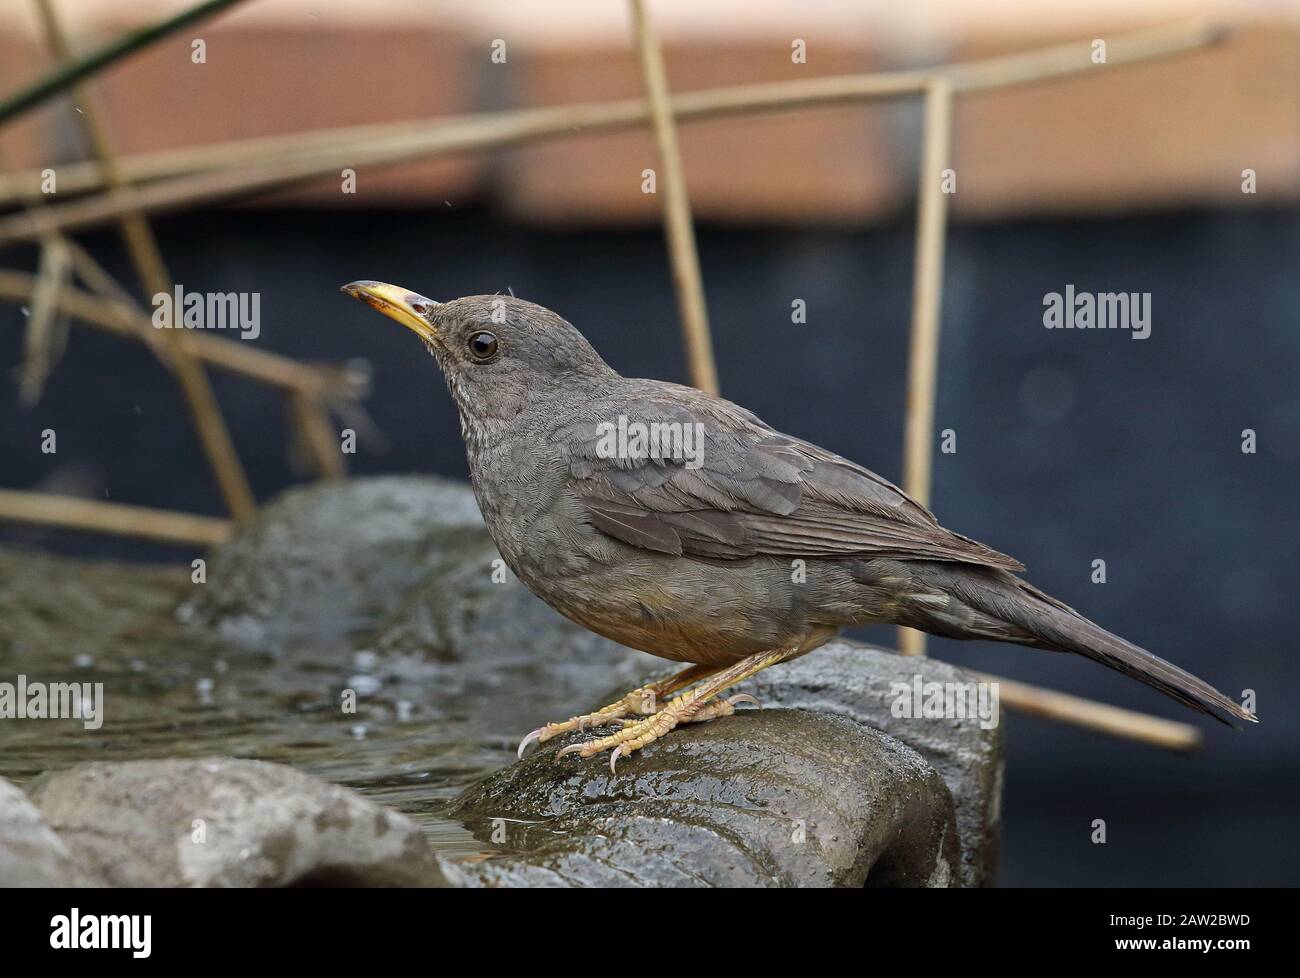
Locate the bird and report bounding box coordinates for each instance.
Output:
[343,281,1256,771]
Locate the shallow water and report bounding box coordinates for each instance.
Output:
[0,548,645,861]
[1,640,504,858]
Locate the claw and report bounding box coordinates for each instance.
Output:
[528,651,791,770]
[517,727,544,759]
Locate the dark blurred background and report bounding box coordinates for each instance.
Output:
[1,1,1297,885]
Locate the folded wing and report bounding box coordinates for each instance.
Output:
[558,385,1023,571]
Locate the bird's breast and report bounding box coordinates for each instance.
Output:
[463,428,852,665]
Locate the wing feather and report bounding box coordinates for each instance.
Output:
[559,385,1024,572]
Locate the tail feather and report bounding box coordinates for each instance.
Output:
[905,565,1257,726]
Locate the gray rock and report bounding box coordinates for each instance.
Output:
[1,476,1002,889]
[0,776,96,886]
[181,476,488,649]
[742,641,1004,887]
[26,758,447,887]
[445,709,959,888]
[181,476,1000,887]
[180,474,661,738]
[183,472,656,662]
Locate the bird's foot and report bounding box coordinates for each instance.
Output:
[516,663,725,759]
[616,692,760,727]
[558,692,761,773]
[516,685,661,758]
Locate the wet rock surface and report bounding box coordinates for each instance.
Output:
[182,476,488,650]
[180,476,661,739]
[744,642,1004,886]
[1,476,1005,887]
[447,709,959,887]
[24,758,447,887]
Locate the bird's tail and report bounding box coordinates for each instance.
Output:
[901,564,1257,726]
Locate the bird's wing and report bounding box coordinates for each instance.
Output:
[557,386,1024,571]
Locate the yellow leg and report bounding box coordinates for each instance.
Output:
[516,662,721,758]
[557,646,798,773]
[618,693,760,727]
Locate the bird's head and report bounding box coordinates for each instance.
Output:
[342,281,613,424]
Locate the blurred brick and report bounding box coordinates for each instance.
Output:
[4,0,1297,223]
[948,22,1300,218]
[0,26,60,176]
[497,40,902,225]
[85,11,479,206]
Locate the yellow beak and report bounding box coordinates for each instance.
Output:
[341,280,440,343]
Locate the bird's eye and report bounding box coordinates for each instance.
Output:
[467,330,498,361]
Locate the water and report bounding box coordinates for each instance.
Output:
[0,537,664,864]
[0,553,523,860]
